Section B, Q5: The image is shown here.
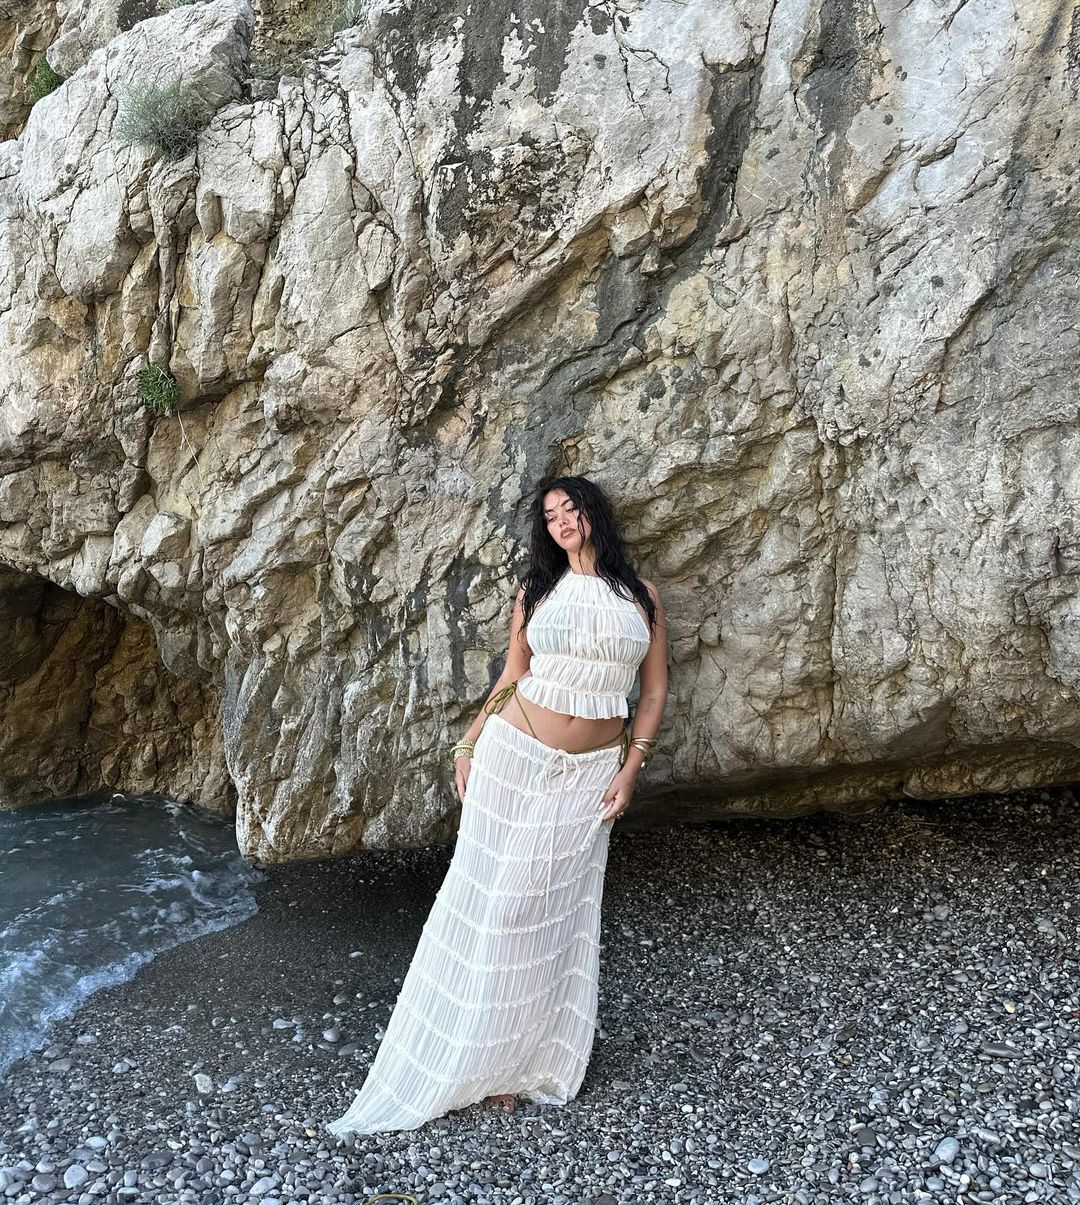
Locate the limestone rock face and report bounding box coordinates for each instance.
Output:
[0,0,1078,864]
[0,0,61,140]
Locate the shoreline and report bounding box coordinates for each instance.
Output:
[2,786,1079,1204]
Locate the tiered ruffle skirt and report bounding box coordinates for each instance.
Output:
[326,711,623,1136]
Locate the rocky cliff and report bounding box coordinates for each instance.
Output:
[1,0,1078,865]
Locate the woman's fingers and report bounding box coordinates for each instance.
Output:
[601,785,629,820]
[453,753,472,802]
[602,779,636,820]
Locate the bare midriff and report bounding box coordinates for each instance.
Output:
[490,673,626,755]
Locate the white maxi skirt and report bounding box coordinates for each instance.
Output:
[326,710,623,1136]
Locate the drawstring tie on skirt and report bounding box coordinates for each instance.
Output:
[528,746,590,900]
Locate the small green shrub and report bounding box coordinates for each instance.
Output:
[27,57,64,103]
[114,78,218,160]
[138,363,181,415]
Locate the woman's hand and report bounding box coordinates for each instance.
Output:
[454,754,471,803]
[600,766,637,821]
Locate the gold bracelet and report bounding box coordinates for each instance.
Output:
[629,738,656,764]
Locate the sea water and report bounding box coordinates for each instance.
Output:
[0,792,264,1079]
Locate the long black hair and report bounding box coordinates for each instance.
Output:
[518,475,657,640]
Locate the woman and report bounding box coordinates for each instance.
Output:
[327,475,668,1136]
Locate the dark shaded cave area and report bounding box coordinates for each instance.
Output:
[0,565,233,814]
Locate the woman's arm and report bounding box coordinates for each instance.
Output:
[624,578,669,779]
[459,584,532,746]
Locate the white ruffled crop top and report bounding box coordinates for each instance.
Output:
[516,568,652,719]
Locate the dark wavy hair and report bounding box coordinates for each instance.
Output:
[518,475,657,640]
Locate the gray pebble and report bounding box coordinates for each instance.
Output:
[63,1164,90,1188]
[140,1150,173,1170]
[933,1136,960,1164]
[980,1042,1020,1058]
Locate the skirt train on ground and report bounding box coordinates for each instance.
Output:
[326,712,621,1136]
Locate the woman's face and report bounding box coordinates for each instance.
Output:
[542,489,590,555]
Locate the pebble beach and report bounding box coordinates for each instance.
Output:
[1,785,1078,1205]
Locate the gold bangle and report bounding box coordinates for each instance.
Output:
[628,738,654,768]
